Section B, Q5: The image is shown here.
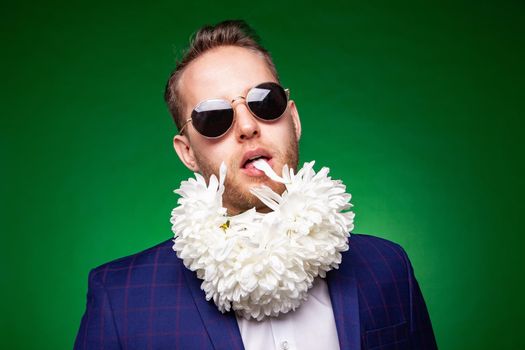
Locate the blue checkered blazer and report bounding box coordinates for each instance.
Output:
[75,234,437,349]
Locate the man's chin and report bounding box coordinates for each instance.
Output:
[223,180,285,215]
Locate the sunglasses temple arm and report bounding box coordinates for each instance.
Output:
[178,118,192,135]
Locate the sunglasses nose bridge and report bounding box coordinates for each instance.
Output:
[231,96,257,121]
[231,98,261,140]
[230,96,246,107]
[231,96,256,119]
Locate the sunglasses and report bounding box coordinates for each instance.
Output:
[179,82,290,138]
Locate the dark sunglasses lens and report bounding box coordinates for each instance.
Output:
[192,100,233,137]
[247,82,287,120]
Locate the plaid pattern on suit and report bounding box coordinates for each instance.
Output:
[75,234,437,349]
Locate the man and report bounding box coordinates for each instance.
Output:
[75,20,437,349]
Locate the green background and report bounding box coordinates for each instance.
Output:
[2,0,523,349]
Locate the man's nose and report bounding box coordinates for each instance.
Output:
[232,100,260,141]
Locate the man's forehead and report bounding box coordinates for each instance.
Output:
[178,46,277,105]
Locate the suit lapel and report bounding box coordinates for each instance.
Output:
[327,249,361,350]
[180,250,360,350]
[182,267,244,350]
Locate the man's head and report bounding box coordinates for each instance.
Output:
[165,20,301,215]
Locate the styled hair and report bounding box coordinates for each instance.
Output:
[164,20,279,130]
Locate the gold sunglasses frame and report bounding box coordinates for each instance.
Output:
[178,83,290,138]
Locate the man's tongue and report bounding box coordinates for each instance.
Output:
[242,157,289,184]
[252,159,289,184]
[244,157,267,169]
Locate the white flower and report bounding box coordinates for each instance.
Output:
[171,160,354,320]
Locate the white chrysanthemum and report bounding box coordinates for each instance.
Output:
[170,160,354,320]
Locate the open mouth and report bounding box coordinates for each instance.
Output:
[243,155,271,169]
[241,149,273,175]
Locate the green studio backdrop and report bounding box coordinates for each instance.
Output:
[2,0,523,349]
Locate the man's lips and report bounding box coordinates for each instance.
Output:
[241,148,273,176]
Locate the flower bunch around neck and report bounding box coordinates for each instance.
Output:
[170,160,355,320]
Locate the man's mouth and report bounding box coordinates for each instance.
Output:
[241,149,272,176]
[243,155,270,169]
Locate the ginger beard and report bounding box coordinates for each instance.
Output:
[193,136,299,215]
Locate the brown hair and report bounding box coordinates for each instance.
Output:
[164,20,279,130]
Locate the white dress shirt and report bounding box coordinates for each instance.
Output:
[236,278,341,350]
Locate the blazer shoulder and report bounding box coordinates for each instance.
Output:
[346,233,410,272]
[88,239,182,285]
[349,233,406,255]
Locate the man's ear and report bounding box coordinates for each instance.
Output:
[289,101,302,141]
[173,134,200,172]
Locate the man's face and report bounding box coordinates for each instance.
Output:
[173,46,301,215]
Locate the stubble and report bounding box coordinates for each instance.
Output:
[194,137,299,215]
